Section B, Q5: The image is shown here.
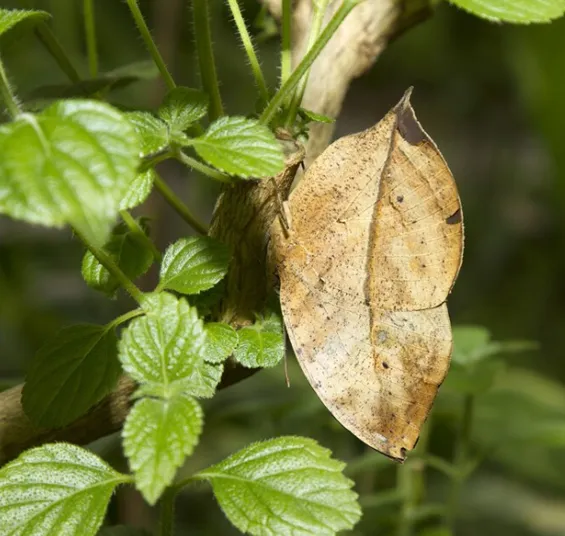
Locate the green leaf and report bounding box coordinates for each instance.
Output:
[22,325,120,427]
[191,116,285,178]
[299,108,335,124]
[158,237,230,295]
[119,292,222,398]
[123,394,203,504]
[158,87,208,132]
[452,325,536,365]
[197,436,361,535]
[0,8,49,38]
[447,0,565,23]
[203,322,238,363]
[125,111,169,155]
[82,221,154,296]
[119,169,155,210]
[0,443,129,536]
[0,100,140,248]
[233,307,285,368]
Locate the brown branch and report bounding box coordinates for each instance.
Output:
[0,0,427,466]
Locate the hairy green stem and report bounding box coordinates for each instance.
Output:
[226,0,269,106]
[158,487,177,536]
[125,0,176,90]
[447,394,475,528]
[83,0,98,77]
[0,56,21,118]
[285,0,329,126]
[259,0,361,126]
[154,171,209,235]
[280,0,292,85]
[175,150,232,184]
[106,308,144,330]
[192,0,224,119]
[74,228,145,303]
[120,210,162,261]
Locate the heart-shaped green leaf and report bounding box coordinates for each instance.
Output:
[0,100,140,248]
[123,394,203,504]
[0,443,129,536]
[120,169,155,210]
[125,111,169,155]
[191,116,285,178]
[158,237,230,295]
[197,436,361,535]
[22,324,120,427]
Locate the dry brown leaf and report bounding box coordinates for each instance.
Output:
[270,89,464,461]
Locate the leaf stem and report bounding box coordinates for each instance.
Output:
[153,171,209,235]
[280,0,292,85]
[175,150,232,184]
[74,228,145,303]
[192,0,224,119]
[83,0,98,78]
[285,0,329,126]
[226,0,269,106]
[106,308,145,330]
[0,56,21,118]
[259,0,361,126]
[158,487,177,536]
[120,210,162,261]
[125,0,176,90]
[447,393,475,529]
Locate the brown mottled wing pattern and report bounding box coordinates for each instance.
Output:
[271,89,463,461]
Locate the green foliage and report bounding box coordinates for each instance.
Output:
[196,437,361,535]
[118,292,217,398]
[158,87,209,133]
[203,322,238,363]
[119,169,155,210]
[21,324,120,427]
[126,111,169,155]
[0,100,140,248]
[158,237,230,295]
[82,221,154,296]
[233,305,286,368]
[447,0,565,23]
[190,116,286,177]
[0,443,129,536]
[0,7,49,38]
[123,394,203,504]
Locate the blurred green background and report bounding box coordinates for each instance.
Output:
[2,0,565,534]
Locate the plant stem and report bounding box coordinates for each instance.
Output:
[285,0,329,126]
[153,171,209,235]
[74,228,145,303]
[259,0,361,126]
[120,209,162,261]
[447,394,475,529]
[106,308,144,330]
[83,0,98,78]
[226,0,269,107]
[0,56,21,118]
[192,0,224,120]
[17,0,81,83]
[396,421,432,536]
[175,150,232,184]
[280,0,292,85]
[158,487,176,536]
[125,0,176,91]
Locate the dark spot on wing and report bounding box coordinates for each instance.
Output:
[445,208,462,225]
[382,362,389,369]
[396,195,404,203]
[396,103,426,145]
